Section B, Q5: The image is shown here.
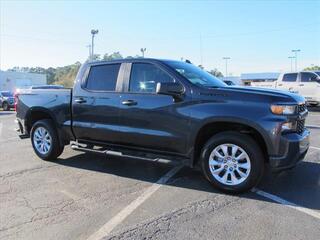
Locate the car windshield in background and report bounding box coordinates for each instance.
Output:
[165,61,227,88]
[1,92,13,97]
[315,72,320,77]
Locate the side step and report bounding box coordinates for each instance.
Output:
[70,143,186,166]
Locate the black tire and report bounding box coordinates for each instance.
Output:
[2,102,9,111]
[200,131,265,193]
[309,103,319,107]
[31,119,64,161]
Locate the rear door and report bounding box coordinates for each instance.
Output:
[72,63,124,144]
[277,73,299,93]
[117,62,190,155]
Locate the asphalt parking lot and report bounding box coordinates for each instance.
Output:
[0,109,319,240]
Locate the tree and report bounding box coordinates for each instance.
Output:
[208,68,224,77]
[103,52,123,61]
[304,65,320,71]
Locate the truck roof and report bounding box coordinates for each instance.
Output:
[86,58,182,66]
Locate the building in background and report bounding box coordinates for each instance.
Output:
[221,76,242,85]
[241,72,280,86]
[0,71,47,92]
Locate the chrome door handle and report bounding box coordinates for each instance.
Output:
[75,98,86,104]
[122,100,137,106]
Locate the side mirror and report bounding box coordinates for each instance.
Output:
[311,76,320,82]
[156,82,184,97]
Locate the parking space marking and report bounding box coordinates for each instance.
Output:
[306,125,320,129]
[86,165,183,240]
[253,188,320,220]
[310,146,320,151]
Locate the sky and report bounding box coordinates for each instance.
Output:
[0,0,319,75]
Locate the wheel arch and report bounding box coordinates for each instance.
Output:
[25,107,58,134]
[191,118,271,167]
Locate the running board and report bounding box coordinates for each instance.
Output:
[70,143,184,166]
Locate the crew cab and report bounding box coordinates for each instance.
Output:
[15,59,310,193]
[251,71,320,106]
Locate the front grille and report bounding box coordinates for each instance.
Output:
[298,104,306,113]
[297,119,305,134]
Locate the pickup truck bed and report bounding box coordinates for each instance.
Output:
[16,88,73,144]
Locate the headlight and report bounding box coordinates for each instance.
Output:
[270,105,296,115]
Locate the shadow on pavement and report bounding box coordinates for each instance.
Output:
[55,151,320,211]
[308,106,320,112]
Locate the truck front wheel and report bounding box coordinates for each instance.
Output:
[200,131,264,193]
[31,119,64,161]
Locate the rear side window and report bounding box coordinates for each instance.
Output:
[129,63,174,93]
[301,72,317,82]
[86,64,121,91]
[282,73,297,82]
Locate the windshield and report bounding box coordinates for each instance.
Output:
[165,61,227,88]
[1,92,13,97]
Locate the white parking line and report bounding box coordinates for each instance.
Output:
[306,125,320,129]
[252,188,320,220]
[310,146,320,151]
[86,165,183,240]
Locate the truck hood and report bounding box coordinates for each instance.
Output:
[220,86,305,104]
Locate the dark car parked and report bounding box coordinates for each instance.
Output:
[15,59,310,193]
[0,91,15,111]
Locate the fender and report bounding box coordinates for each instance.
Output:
[25,107,67,146]
[189,116,273,158]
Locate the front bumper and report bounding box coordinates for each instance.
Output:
[269,129,310,172]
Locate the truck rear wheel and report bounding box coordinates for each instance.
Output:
[31,119,64,161]
[200,131,264,193]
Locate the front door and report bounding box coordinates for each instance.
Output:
[72,63,123,144]
[118,62,190,155]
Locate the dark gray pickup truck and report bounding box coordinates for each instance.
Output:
[16,59,310,193]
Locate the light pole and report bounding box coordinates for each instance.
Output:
[140,48,146,58]
[223,57,231,77]
[291,49,300,72]
[288,56,295,72]
[91,29,99,60]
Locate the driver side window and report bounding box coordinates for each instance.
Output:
[129,63,174,93]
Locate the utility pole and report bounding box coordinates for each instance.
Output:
[288,56,295,72]
[140,48,146,58]
[291,49,301,72]
[91,29,99,60]
[223,57,231,78]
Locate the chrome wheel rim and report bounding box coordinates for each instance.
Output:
[33,127,52,155]
[208,143,251,186]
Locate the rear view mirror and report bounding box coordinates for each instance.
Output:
[156,82,184,97]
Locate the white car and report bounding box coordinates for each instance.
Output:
[251,71,320,106]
